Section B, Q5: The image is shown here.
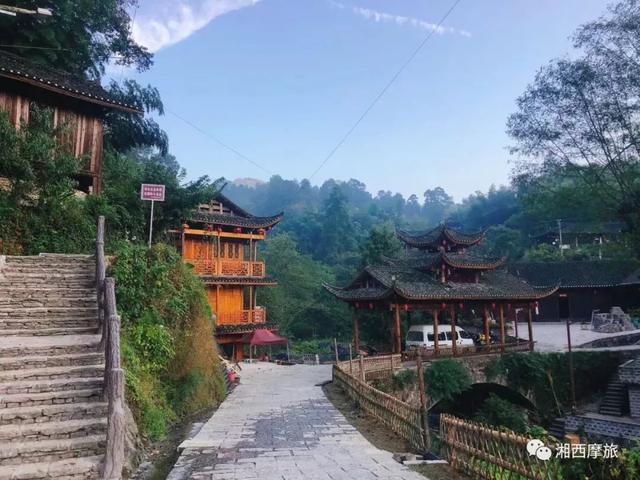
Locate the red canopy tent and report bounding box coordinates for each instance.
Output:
[241,329,288,345]
[241,329,289,361]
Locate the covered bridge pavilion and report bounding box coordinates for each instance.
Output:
[324,225,558,358]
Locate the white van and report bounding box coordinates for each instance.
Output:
[406,324,474,349]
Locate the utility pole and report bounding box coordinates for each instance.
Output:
[557,219,564,257]
[0,5,52,16]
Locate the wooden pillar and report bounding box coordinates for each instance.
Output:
[249,285,253,321]
[514,306,519,345]
[432,308,439,357]
[394,304,402,354]
[450,305,457,356]
[528,306,534,352]
[352,312,360,354]
[499,304,505,353]
[483,305,490,350]
[359,354,365,381]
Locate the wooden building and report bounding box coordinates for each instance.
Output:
[0,50,140,194]
[325,225,557,357]
[509,261,640,322]
[172,192,283,360]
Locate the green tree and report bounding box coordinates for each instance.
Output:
[422,187,454,226]
[359,224,401,267]
[259,234,350,339]
[507,0,640,240]
[474,394,528,433]
[318,186,355,262]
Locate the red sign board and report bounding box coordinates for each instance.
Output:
[141,184,165,201]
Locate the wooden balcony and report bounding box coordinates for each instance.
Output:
[217,308,267,325]
[186,259,265,277]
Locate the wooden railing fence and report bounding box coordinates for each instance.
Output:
[440,414,559,480]
[333,355,425,451]
[95,216,125,480]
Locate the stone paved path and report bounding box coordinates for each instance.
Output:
[168,363,426,480]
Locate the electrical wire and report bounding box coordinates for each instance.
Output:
[308,0,464,180]
[167,109,273,175]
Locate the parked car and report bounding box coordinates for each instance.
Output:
[405,324,474,349]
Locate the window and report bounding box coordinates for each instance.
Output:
[446,331,458,341]
[458,330,472,339]
[438,332,447,341]
[407,331,423,342]
[427,333,435,341]
[220,243,225,258]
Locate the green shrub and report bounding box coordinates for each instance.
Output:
[392,369,417,390]
[111,242,225,440]
[474,394,528,434]
[424,359,472,401]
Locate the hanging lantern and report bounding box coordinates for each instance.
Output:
[206,224,213,232]
[368,303,374,310]
[507,303,512,310]
[258,229,266,235]
[441,302,446,310]
[535,301,539,308]
[403,304,409,311]
[459,302,464,310]
[235,227,242,234]
[355,302,360,309]
[491,302,496,310]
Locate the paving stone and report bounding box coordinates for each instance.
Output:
[168,363,427,480]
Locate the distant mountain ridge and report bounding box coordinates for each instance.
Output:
[232,177,265,188]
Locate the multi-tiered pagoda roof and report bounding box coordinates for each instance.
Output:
[324,225,556,304]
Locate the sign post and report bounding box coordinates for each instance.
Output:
[140,184,165,247]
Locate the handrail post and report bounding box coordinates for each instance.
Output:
[96,216,106,350]
[101,277,124,480]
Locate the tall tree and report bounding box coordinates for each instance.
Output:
[507,0,640,236]
[0,0,166,153]
[422,187,454,226]
[318,186,355,262]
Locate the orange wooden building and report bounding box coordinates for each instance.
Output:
[172,193,283,360]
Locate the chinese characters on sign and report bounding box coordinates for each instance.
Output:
[140,184,165,246]
[141,183,165,201]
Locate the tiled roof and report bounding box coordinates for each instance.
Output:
[382,251,505,270]
[0,50,140,113]
[186,192,283,229]
[188,211,284,229]
[324,264,556,302]
[508,261,640,288]
[396,225,484,249]
[322,283,392,301]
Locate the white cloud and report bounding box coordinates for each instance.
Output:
[330,1,471,37]
[132,0,262,52]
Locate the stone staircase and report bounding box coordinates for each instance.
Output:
[599,377,629,417]
[0,254,105,479]
[548,417,566,440]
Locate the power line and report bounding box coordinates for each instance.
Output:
[308,0,463,180]
[167,109,273,175]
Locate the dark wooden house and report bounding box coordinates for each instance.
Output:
[509,261,640,322]
[0,50,141,194]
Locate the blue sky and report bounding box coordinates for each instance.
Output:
[117,0,609,200]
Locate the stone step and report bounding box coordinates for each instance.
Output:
[0,326,99,337]
[0,266,95,274]
[0,274,95,283]
[0,377,103,395]
[0,435,105,466]
[0,281,95,289]
[4,255,94,264]
[0,288,96,299]
[0,455,103,480]
[0,319,97,332]
[0,336,100,358]
[0,299,98,310]
[0,365,104,383]
[0,307,98,319]
[0,417,107,442]
[0,353,103,371]
[0,402,108,426]
[0,388,102,409]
